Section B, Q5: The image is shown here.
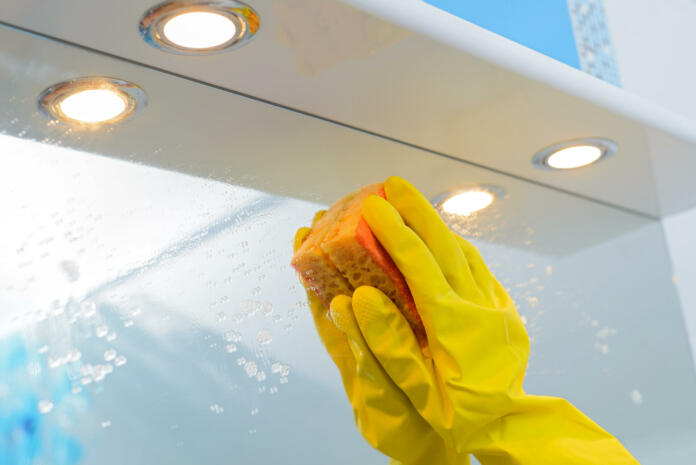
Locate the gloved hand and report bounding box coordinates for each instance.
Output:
[346,176,640,464]
[294,213,464,465]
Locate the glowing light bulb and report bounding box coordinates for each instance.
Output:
[59,89,127,123]
[163,11,237,49]
[545,145,603,169]
[441,190,495,216]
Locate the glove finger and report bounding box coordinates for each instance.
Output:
[384,176,488,305]
[330,294,420,416]
[293,226,312,253]
[350,286,438,418]
[307,293,359,397]
[453,233,512,308]
[311,209,327,227]
[390,448,468,465]
[362,195,456,307]
[330,294,448,464]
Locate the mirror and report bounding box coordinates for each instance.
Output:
[1,21,695,464]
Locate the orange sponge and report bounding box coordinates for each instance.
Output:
[292,183,426,346]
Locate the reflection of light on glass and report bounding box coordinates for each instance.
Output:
[441,190,495,216]
[40,77,144,127]
[546,145,603,169]
[163,11,237,49]
[59,89,128,123]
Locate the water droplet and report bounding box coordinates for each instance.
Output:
[48,356,65,369]
[236,357,246,366]
[630,389,643,405]
[95,325,108,338]
[261,303,273,316]
[248,428,257,434]
[123,319,134,328]
[256,329,272,345]
[269,386,278,394]
[595,327,617,340]
[594,342,609,354]
[250,408,259,416]
[81,300,97,318]
[104,349,117,362]
[38,345,49,354]
[81,376,93,386]
[271,362,290,377]
[101,420,112,428]
[225,343,237,353]
[224,330,241,343]
[209,403,224,414]
[244,361,258,378]
[60,260,80,283]
[279,376,288,384]
[217,312,226,322]
[256,371,266,382]
[38,400,54,414]
[71,386,82,395]
[106,331,117,342]
[520,315,528,326]
[114,355,127,367]
[61,350,79,365]
[272,315,282,323]
[92,364,113,381]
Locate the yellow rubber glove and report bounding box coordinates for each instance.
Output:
[349,176,640,464]
[293,219,463,465]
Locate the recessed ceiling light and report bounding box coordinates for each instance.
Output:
[163,11,237,49]
[39,77,146,127]
[433,186,505,217]
[59,89,127,123]
[140,1,260,54]
[532,138,617,170]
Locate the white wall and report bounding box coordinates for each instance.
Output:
[663,210,696,363]
[604,0,696,120]
[605,0,696,365]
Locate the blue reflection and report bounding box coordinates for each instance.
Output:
[0,335,83,465]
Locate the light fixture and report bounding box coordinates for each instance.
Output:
[532,138,617,170]
[39,77,146,127]
[433,185,505,217]
[140,1,260,54]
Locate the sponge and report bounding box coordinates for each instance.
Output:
[292,183,426,346]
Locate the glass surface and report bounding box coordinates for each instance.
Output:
[1,22,696,465]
